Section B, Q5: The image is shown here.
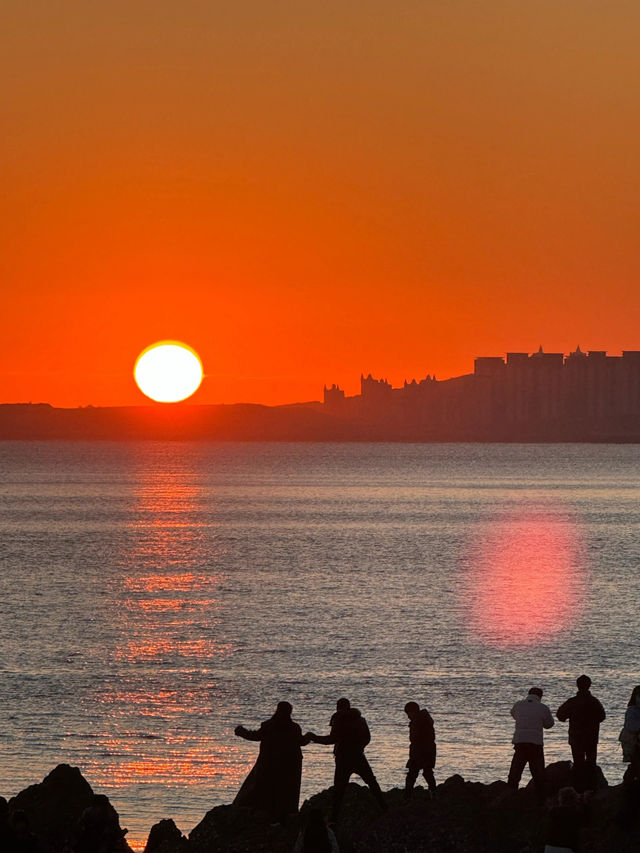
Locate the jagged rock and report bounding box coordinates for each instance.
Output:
[8,764,640,853]
[186,769,639,853]
[145,817,188,853]
[9,764,133,853]
[9,764,95,851]
[526,759,608,797]
[189,803,300,852]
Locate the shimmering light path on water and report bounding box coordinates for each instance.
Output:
[1,442,639,849]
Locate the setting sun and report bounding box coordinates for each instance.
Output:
[134,342,203,403]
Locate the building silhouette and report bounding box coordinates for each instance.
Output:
[323,348,640,440]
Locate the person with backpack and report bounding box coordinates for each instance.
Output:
[309,698,387,822]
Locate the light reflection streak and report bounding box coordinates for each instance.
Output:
[94,462,236,823]
[116,638,224,662]
[465,508,587,647]
[88,735,245,787]
[133,597,217,613]
[124,573,211,592]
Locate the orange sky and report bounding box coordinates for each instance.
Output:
[2,1,639,406]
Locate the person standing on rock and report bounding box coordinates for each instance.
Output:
[556,675,606,792]
[403,701,436,800]
[309,697,387,822]
[620,685,640,785]
[234,701,312,824]
[508,687,554,802]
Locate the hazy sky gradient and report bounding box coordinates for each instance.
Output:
[2,1,639,405]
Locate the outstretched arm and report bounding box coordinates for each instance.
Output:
[234,725,262,741]
[310,730,335,745]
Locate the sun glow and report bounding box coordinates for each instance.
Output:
[134,341,203,403]
[465,509,586,648]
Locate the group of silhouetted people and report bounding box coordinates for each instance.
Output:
[233,676,640,838]
[508,675,607,802]
[233,694,434,834]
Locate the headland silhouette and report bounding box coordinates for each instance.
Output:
[3,347,640,441]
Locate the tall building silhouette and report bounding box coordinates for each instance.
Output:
[323,348,640,440]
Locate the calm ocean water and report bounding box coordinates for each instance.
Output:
[1,441,639,849]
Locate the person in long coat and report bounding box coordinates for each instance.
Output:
[234,701,311,822]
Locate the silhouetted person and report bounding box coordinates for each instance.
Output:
[556,675,606,792]
[621,685,640,783]
[508,687,554,802]
[74,794,128,853]
[403,701,436,799]
[618,686,640,826]
[292,808,340,852]
[234,701,311,823]
[9,810,40,853]
[543,786,584,853]
[310,698,387,823]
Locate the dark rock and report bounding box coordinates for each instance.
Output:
[189,803,300,852]
[9,765,133,853]
[528,759,608,797]
[9,764,640,853]
[145,818,188,853]
[9,764,95,851]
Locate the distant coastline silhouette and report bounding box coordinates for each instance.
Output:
[6,346,640,441]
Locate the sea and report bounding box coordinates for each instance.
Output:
[1,441,639,850]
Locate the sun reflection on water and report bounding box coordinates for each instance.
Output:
[465,508,587,647]
[124,572,211,592]
[86,463,239,848]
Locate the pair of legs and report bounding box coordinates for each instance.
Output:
[405,757,436,799]
[331,753,386,822]
[508,742,546,802]
[570,739,598,792]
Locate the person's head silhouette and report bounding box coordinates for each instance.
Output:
[404,701,420,720]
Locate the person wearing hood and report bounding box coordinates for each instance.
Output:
[234,701,312,823]
[556,675,606,792]
[508,687,554,802]
[309,698,387,822]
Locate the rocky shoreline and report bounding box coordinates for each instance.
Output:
[4,762,640,852]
